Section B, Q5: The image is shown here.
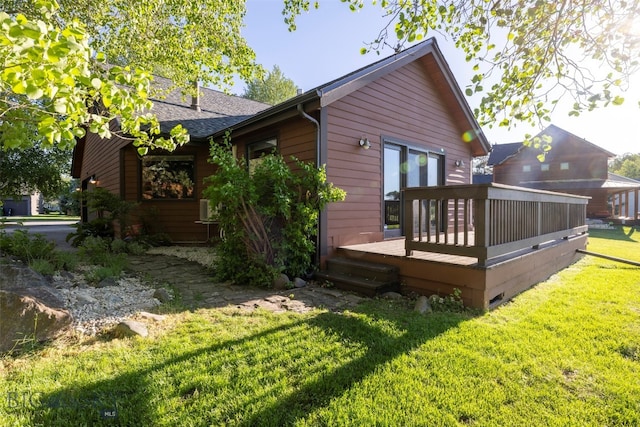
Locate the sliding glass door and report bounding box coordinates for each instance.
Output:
[383,142,443,238]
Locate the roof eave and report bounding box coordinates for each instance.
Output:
[209,90,320,141]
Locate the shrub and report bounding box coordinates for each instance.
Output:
[66,187,137,246]
[204,140,346,287]
[110,238,128,254]
[29,258,56,276]
[0,229,55,263]
[78,236,112,265]
[52,251,78,271]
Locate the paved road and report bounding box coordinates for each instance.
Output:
[2,220,78,251]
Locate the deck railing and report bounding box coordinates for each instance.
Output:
[403,183,589,265]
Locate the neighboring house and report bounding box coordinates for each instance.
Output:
[488,124,640,219]
[1,193,43,216]
[608,173,640,222]
[72,38,490,254]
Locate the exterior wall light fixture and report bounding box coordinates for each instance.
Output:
[359,137,371,150]
[89,175,97,184]
[454,160,465,167]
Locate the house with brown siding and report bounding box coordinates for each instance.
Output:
[489,125,640,221]
[73,38,490,250]
[73,39,593,309]
[207,38,491,263]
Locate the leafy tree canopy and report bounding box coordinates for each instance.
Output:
[283,0,639,148]
[1,0,191,153]
[243,65,298,105]
[0,141,70,200]
[610,153,640,180]
[2,0,263,153]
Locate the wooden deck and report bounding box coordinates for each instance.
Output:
[338,234,588,309]
[342,235,478,266]
[322,183,590,309]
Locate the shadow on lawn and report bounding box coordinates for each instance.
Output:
[27,305,470,426]
[588,226,638,242]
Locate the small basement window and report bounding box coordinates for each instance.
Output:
[141,155,195,200]
[560,162,570,170]
[522,165,531,172]
[540,164,550,171]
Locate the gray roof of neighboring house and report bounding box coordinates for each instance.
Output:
[487,142,521,166]
[607,172,640,187]
[150,76,271,141]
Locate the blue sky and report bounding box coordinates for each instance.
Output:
[239,0,639,156]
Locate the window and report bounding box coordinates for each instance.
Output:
[560,162,570,170]
[522,165,531,172]
[541,164,550,171]
[141,155,195,200]
[248,138,277,171]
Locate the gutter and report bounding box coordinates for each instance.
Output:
[296,102,322,268]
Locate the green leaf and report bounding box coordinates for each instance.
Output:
[26,84,44,100]
[12,80,27,95]
[612,96,624,106]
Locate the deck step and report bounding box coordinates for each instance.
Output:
[315,257,400,297]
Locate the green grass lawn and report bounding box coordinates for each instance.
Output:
[0,214,79,223]
[1,228,639,426]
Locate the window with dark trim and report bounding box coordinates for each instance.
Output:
[141,155,195,200]
[247,138,277,171]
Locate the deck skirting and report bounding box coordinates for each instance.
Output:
[337,234,588,309]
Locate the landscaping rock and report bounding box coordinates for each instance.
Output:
[0,261,72,352]
[381,291,403,300]
[293,277,307,288]
[0,290,72,353]
[114,320,148,338]
[138,311,166,322]
[153,288,173,303]
[95,277,118,288]
[75,290,98,305]
[414,295,432,314]
[273,273,290,290]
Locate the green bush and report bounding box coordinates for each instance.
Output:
[110,238,128,254]
[0,229,55,262]
[204,140,346,287]
[66,187,137,246]
[78,236,112,265]
[52,250,78,271]
[77,236,130,282]
[29,258,56,276]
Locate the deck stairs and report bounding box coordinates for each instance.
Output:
[315,257,400,297]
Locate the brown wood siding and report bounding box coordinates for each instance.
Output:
[79,123,129,194]
[229,117,316,166]
[324,60,475,254]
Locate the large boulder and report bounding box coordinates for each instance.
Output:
[0,291,72,352]
[0,259,72,353]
